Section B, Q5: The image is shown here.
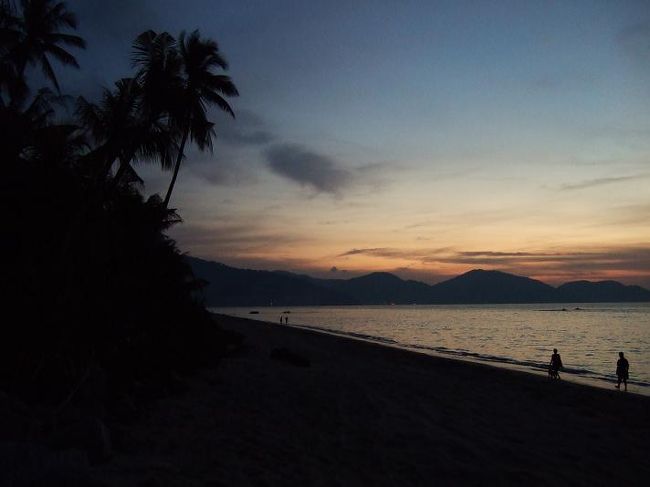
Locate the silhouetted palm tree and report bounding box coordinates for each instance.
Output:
[11,0,85,94]
[77,78,177,190]
[3,0,233,411]
[1,0,25,104]
[161,30,238,207]
[132,30,238,208]
[131,29,183,130]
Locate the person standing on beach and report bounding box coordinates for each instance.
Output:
[549,348,563,379]
[615,352,629,391]
[285,315,289,324]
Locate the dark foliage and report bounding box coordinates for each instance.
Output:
[0,1,236,410]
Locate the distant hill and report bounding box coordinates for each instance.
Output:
[187,258,356,306]
[187,257,650,306]
[556,280,650,303]
[430,269,558,304]
[315,272,434,305]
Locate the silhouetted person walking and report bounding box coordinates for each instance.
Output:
[284,316,289,324]
[615,352,629,391]
[549,348,563,379]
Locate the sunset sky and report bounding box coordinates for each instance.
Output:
[67,0,650,286]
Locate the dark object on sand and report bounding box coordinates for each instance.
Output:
[270,348,310,367]
[283,310,291,314]
[249,311,259,314]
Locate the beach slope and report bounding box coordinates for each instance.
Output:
[100,314,650,486]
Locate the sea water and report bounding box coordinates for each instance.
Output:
[212,303,650,394]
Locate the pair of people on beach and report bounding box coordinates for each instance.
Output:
[548,349,630,391]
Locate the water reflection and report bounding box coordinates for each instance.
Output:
[214,303,650,393]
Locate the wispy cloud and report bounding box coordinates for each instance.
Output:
[335,245,650,285]
[559,173,649,191]
[170,222,301,258]
[338,247,451,260]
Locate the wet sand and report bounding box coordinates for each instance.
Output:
[98,314,650,486]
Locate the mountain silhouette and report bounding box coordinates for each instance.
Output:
[557,280,650,303]
[187,257,650,306]
[430,269,557,304]
[313,272,434,305]
[188,258,356,306]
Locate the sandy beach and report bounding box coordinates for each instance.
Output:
[97,314,650,486]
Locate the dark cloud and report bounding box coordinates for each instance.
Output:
[214,109,275,147]
[421,248,650,273]
[338,247,450,259]
[458,251,546,258]
[559,173,649,191]
[264,143,352,193]
[337,247,412,258]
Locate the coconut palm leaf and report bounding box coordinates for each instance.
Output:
[15,0,85,92]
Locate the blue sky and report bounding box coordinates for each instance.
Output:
[61,0,650,285]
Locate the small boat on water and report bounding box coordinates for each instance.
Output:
[249,311,260,314]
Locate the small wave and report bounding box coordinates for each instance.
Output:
[402,343,650,388]
[296,324,399,345]
[296,323,650,390]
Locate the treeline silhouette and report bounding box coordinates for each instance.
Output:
[1,0,238,413]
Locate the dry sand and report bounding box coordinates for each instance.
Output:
[98,314,650,486]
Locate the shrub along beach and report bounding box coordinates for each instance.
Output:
[1,1,239,483]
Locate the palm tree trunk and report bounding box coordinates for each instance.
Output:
[163,123,190,209]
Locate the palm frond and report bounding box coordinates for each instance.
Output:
[46,43,79,67]
[202,90,235,117]
[46,32,85,48]
[39,52,59,90]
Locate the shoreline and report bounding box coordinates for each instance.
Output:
[289,322,648,396]
[216,311,650,397]
[97,313,650,486]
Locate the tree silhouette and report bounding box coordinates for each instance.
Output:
[3,0,85,100]
[131,30,238,208]
[76,77,176,189]
[1,3,236,410]
[162,30,238,208]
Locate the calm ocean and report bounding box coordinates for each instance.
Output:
[213,303,650,395]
